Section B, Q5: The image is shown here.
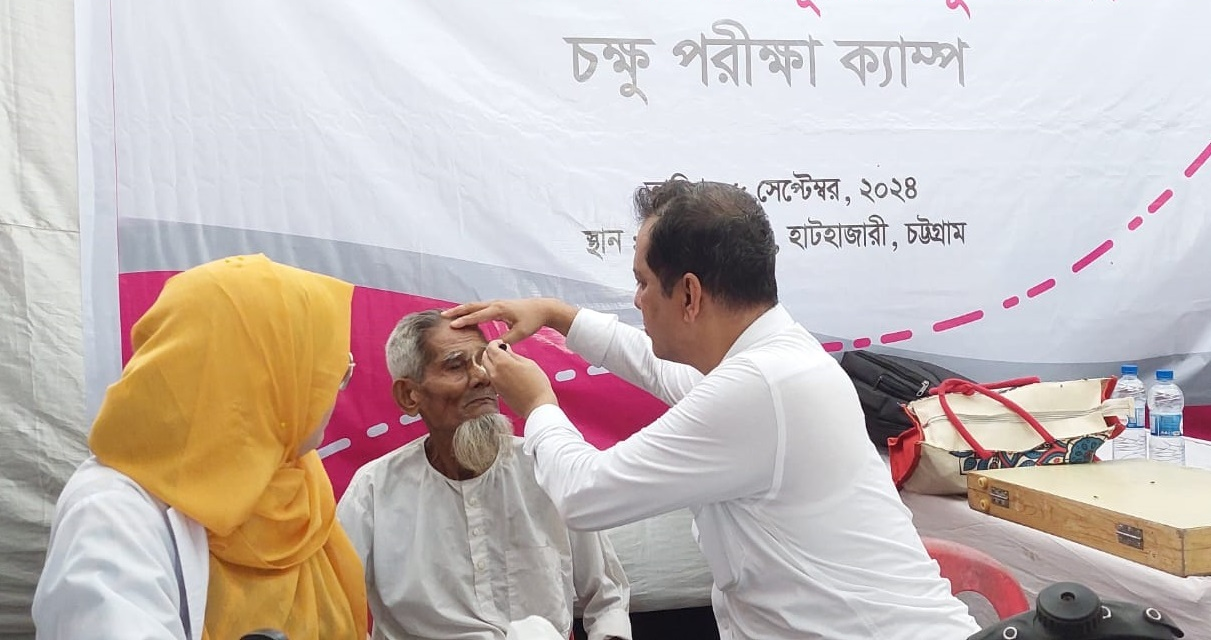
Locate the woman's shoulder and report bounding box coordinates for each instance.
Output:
[57,456,167,515]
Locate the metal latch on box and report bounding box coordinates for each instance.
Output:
[990,487,1010,508]
[1116,523,1144,549]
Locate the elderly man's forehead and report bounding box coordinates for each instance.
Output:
[425,320,487,354]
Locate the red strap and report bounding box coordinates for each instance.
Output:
[932,377,1056,459]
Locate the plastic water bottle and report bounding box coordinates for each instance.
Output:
[1111,364,1147,460]
[1146,370,1185,465]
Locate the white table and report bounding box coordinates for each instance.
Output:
[904,439,1211,638]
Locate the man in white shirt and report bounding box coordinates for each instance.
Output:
[444,179,983,640]
[336,310,632,640]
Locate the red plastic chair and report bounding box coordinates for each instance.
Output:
[922,537,1031,620]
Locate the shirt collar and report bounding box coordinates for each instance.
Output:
[722,304,795,362]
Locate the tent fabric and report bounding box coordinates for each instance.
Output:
[0,1,87,636]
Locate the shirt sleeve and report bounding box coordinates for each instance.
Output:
[566,309,702,407]
[32,489,190,640]
[568,529,632,640]
[523,357,779,531]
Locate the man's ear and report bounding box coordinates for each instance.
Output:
[393,378,421,416]
[681,273,703,322]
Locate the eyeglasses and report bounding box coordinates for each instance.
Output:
[469,343,508,372]
[339,352,356,390]
[471,346,488,372]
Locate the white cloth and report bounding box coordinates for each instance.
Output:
[600,508,714,612]
[32,457,209,640]
[523,306,982,640]
[505,616,566,640]
[337,436,632,640]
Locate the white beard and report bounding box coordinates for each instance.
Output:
[452,412,515,475]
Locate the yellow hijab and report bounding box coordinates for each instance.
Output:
[90,254,368,640]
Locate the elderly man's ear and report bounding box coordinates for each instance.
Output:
[393,379,420,416]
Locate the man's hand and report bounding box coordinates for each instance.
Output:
[481,340,558,418]
[443,298,578,345]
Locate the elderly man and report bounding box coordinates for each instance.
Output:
[336,310,632,640]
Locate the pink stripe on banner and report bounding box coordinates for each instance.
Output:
[1002,296,1020,309]
[1185,406,1211,441]
[1026,278,1056,298]
[1186,141,1211,178]
[1127,216,1144,231]
[933,310,984,333]
[113,271,1211,497]
[880,330,913,344]
[1147,189,1173,214]
[117,271,671,498]
[1071,240,1113,274]
[821,341,844,353]
[852,337,872,349]
[118,271,178,361]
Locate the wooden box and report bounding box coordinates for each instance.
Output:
[966,460,1211,577]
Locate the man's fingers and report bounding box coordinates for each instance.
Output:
[482,340,513,369]
[442,301,489,319]
[499,326,531,345]
[447,304,507,329]
[482,341,507,375]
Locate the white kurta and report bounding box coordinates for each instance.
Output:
[337,437,632,640]
[523,306,982,640]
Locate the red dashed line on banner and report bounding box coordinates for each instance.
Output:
[1186,141,1211,178]
[1072,240,1114,273]
[829,140,1208,350]
[1148,189,1174,214]
[933,310,985,333]
[1027,278,1056,298]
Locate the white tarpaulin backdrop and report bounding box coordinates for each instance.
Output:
[0,0,1206,635]
[75,0,1211,624]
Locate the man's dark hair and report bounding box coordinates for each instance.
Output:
[634,178,778,309]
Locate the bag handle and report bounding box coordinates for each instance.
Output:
[932,377,1057,459]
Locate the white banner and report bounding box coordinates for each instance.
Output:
[78,0,1211,485]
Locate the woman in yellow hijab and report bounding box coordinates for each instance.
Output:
[33,254,368,640]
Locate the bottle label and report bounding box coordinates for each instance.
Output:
[1151,413,1183,437]
[1127,405,1145,429]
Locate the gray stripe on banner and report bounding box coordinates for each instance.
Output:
[117,217,643,324]
[117,218,1211,403]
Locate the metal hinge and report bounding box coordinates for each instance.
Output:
[1116,523,1144,549]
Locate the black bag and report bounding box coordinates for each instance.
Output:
[839,351,972,449]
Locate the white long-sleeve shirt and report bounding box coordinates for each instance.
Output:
[33,457,209,640]
[337,436,632,640]
[523,306,981,640]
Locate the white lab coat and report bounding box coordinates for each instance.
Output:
[33,456,209,640]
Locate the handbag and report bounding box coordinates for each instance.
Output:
[887,377,1132,495]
